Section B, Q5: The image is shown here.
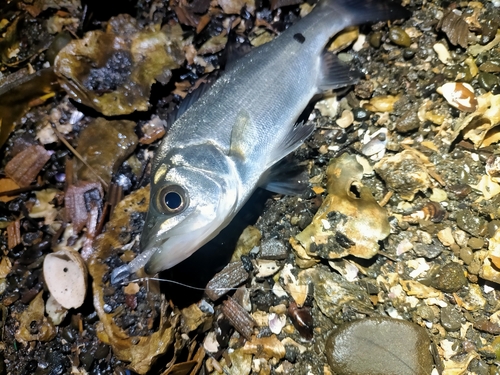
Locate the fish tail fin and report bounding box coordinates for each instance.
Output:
[318,0,411,25]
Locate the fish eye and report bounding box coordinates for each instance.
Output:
[157,185,188,214]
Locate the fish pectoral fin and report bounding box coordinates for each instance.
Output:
[265,120,315,170]
[229,109,258,160]
[318,52,362,92]
[260,158,310,196]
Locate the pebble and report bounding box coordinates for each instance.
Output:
[260,238,288,260]
[389,27,412,47]
[352,107,370,121]
[460,247,474,265]
[368,31,382,48]
[467,237,484,250]
[440,305,462,331]
[431,262,467,293]
[395,109,420,133]
[325,317,433,375]
[478,72,499,91]
[456,210,488,237]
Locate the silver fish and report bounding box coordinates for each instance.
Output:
[111,0,409,283]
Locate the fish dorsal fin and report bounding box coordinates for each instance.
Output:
[265,121,315,170]
[260,158,310,196]
[167,80,214,125]
[229,109,258,160]
[222,31,253,71]
[318,52,362,92]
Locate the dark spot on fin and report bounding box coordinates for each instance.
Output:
[293,33,305,44]
[261,158,310,196]
[317,52,362,92]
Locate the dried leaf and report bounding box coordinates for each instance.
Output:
[0,256,12,279]
[89,186,177,374]
[0,68,60,148]
[0,178,20,202]
[222,296,256,340]
[6,220,20,249]
[15,291,57,344]
[5,145,51,187]
[65,182,103,233]
[73,118,138,188]
[54,15,185,116]
[30,188,60,225]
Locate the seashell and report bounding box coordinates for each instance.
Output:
[486,155,500,179]
[43,247,87,309]
[411,202,447,223]
[437,82,477,112]
[361,128,388,158]
[288,302,314,340]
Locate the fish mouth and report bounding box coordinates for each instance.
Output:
[138,213,220,275]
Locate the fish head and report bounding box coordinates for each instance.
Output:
[140,164,237,274]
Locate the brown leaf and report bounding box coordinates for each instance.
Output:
[0,178,20,202]
[65,182,103,233]
[15,291,56,344]
[89,186,177,374]
[205,261,249,301]
[7,220,21,249]
[5,145,51,187]
[222,296,256,340]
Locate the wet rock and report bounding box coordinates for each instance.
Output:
[302,268,372,324]
[368,31,382,48]
[352,107,370,121]
[431,262,467,293]
[456,210,488,237]
[395,108,420,133]
[460,247,474,265]
[294,154,390,261]
[325,317,433,375]
[374,149,431,201]
[467,237,484,250]
[478,72,499,91]
[260,238,288,260]
[440,305,462,331]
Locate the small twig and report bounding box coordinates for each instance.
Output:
[51,123,109,189]
[0,184,45,197]
[378,190,393,207]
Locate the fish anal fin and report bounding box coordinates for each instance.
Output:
[318,52,362,92]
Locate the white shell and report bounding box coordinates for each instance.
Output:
[43,247,87,309]
[437,82,478,112]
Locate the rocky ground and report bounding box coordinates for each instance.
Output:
[1,0,500,374]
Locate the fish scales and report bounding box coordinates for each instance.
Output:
[111,0,410,283]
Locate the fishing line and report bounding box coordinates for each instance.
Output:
[121,276,310,297]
